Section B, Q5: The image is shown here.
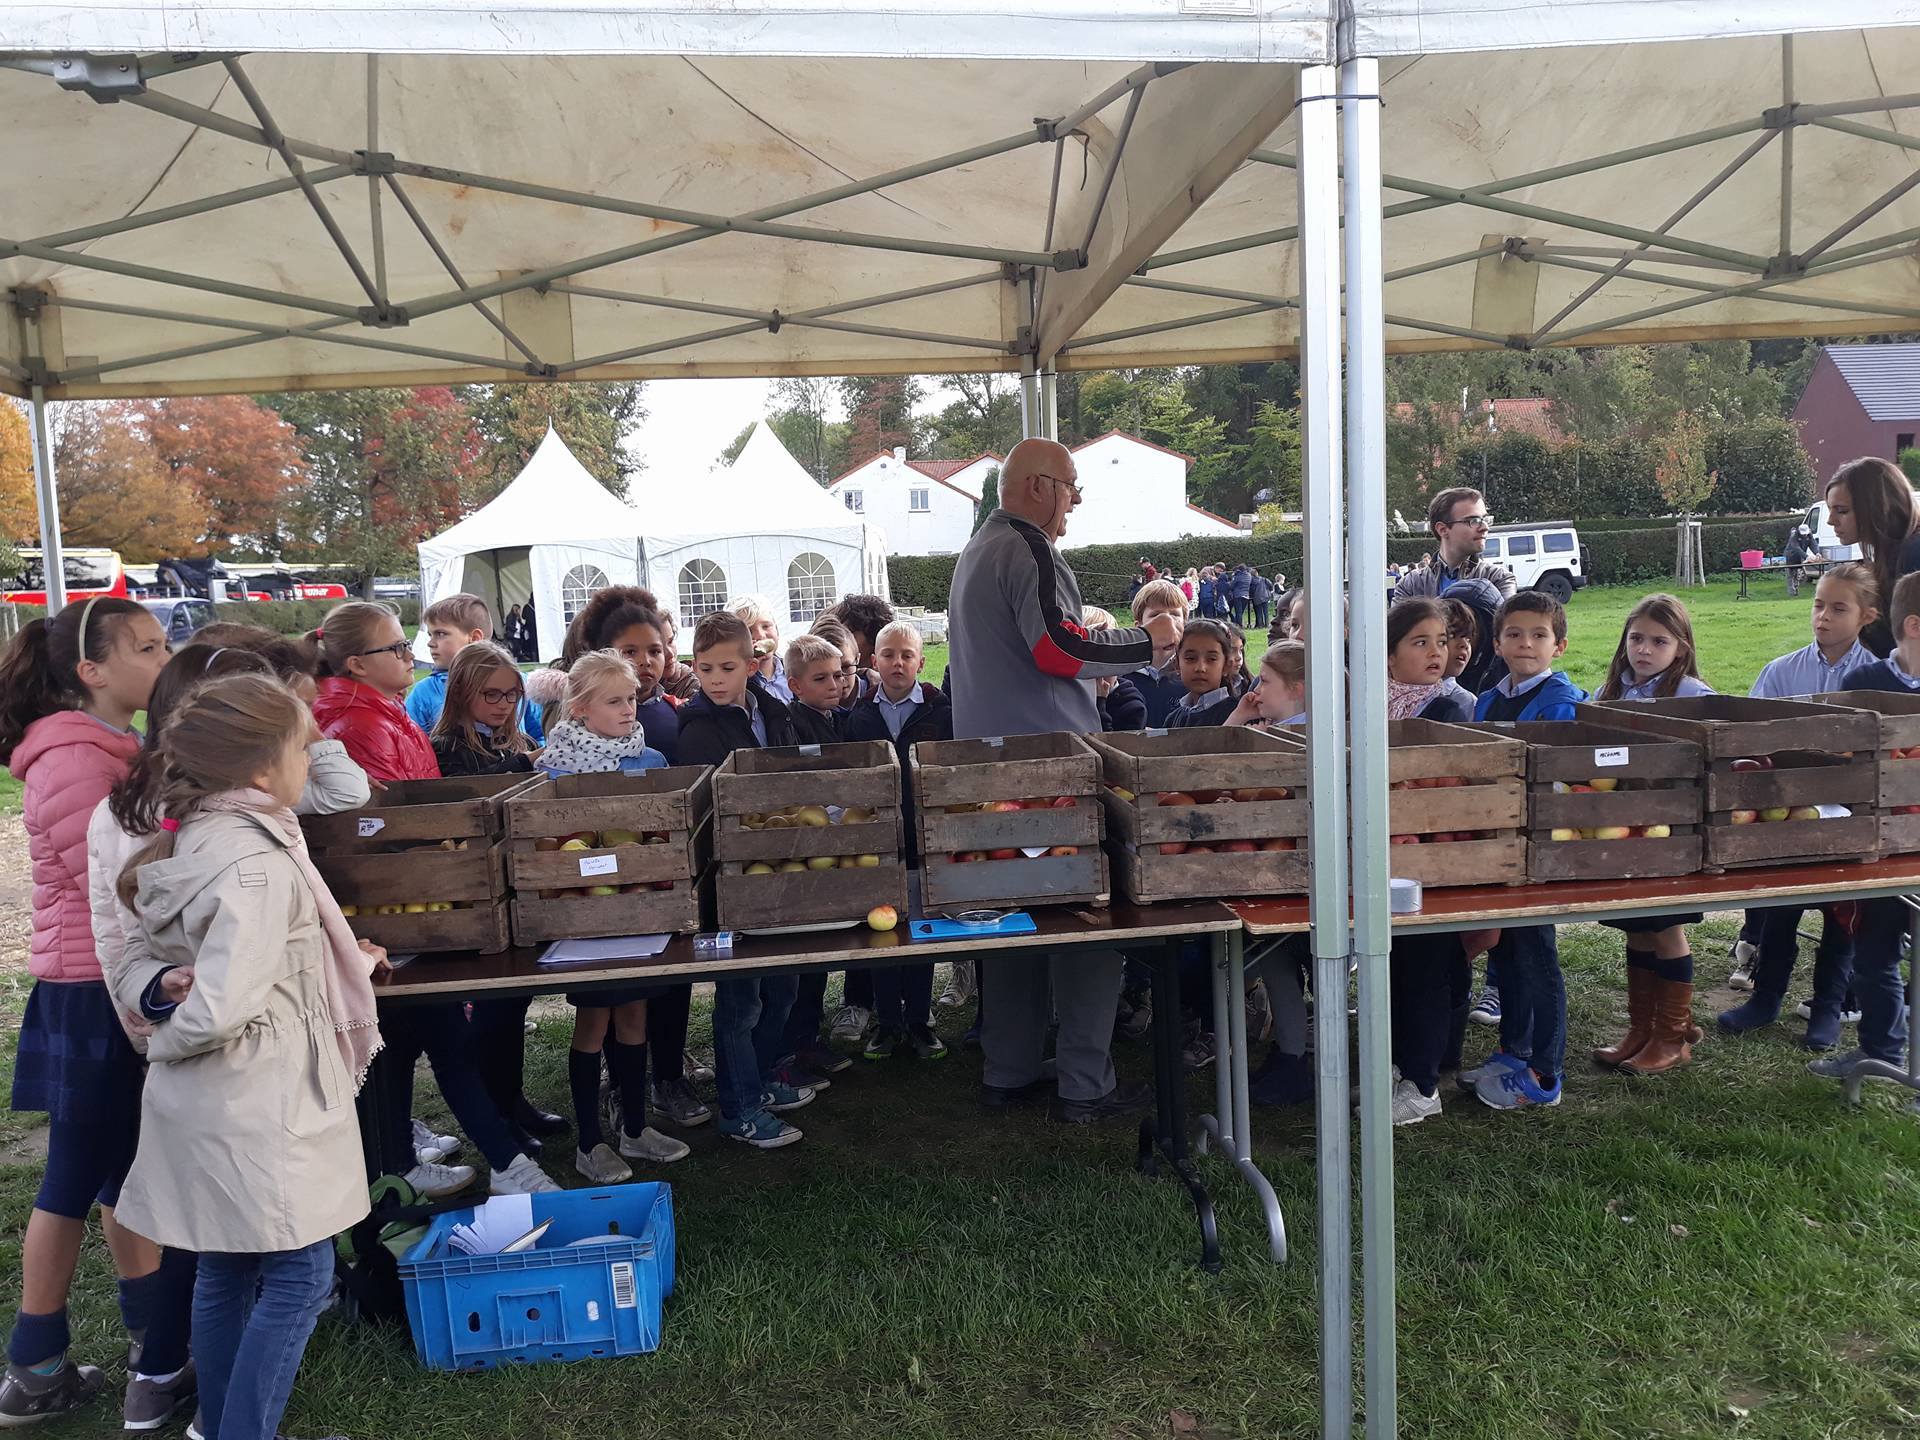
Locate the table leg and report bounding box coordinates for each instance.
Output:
[1198,930,1288,1262]
[357,1048,391,1183]
[1139,936,1221,1272]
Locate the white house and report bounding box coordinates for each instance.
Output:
[1061,432,1246,548]
[828,447,999,556]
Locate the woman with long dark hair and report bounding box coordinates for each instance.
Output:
[1826,456,1920,657]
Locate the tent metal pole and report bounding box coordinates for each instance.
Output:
[1523,253,1920,325]
[1811,114,1920,156]
[0,237,365,320]
[1296,62,1353,1440]
[1520,246,1751,269]
[70,311,524,382]
[223,59,387,309]
[1793,92,1920,121]
[547,281,1010,352]
[1038,365,1058,442]
[1796,167,1920,267]
[1779,37,1795,263]
[1079,83,1146,259]
[1145,117,1768,271]
[367,57,389,307]
[1064,303,1277,352]
[1531,126,1779,339]
[29,167,353,249]
[27,384,65,612]
[1342,56,1396,1440]
[383,176,543,366]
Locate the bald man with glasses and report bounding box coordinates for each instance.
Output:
[1391,486,1518,602]
[946,437,1179,1124]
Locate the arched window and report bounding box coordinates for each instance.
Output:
[677,559,728,623]
[560,563,610,624]
[787,552,835,623]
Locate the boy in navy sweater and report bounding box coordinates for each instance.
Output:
[675,613,813,1149]
[1473,591,1586,723]
[846,621,953,1060]
[1126,579,1190,726]
[1839,571,1920,695]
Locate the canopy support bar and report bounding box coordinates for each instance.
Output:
[1525,251,1920,325]
[367,57,389,308]
[28,166,354,250]
[1079,83,1146,261]
[0,235,365,321]
[383,176,544,368]
[1796,166,1920,267]
[28,384,64,612]
[550,281,1008,354]
[1779,37,1795,262]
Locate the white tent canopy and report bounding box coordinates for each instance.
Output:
[634,421,889,631]
[415,423,642,660]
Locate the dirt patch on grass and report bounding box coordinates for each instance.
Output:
[0,816,32,974]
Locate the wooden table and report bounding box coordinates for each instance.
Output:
[1737,557,1828,600]
[373,898,1246,1270]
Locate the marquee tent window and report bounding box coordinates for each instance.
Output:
[678,559,728,622]
[787,552,836,622]
[560,563,610,623]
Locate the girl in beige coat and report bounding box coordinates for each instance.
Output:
[111,674,385,1440]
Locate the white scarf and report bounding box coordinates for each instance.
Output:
[536,717,652,774]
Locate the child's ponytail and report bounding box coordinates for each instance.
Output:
[0,596,147,763]
[306,601,398,679]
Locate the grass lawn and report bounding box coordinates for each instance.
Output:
[4,917,1917,1439]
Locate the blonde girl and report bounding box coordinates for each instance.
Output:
[1229,640,1307,728]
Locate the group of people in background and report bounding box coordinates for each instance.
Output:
[3,448,1917,1436]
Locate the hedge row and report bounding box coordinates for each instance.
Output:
[211,598,422,635]
[887,517,1804,610]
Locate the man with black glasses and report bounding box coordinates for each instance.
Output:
[1391,486,1517,601]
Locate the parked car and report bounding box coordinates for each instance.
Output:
[1478,523,1590,603]
[373,575,420,603]
[140,596,217,646]
[1802,499,1863,562]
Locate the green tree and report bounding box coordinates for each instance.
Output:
[1246,400,1302,512]
[1141,384,1242,515]
[923,374,1022,460]
[462,382,645,500]
[839,375,922,461]
[767,376,843,481]
[719,422,755,466]
[975,464,1000,531]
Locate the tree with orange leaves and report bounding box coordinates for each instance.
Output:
[131,395,306,552]
[50,402,216,560]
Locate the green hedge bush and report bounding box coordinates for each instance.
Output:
[211,598,420,635]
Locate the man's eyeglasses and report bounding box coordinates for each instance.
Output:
[479,686,525,706]
[1035,472,1083,502]
[1444,513,1493,530]
[359,641,414,660]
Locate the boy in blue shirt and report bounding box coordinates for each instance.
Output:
[1472,591,1585,724]
[407,593,545,742]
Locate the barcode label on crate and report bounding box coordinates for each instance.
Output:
[356,817,385,837]
[1592,746,1629,768]
[610,1261,637,1309]
[578,854,618,877]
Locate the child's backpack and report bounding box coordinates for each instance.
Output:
[334,1175,478,1327]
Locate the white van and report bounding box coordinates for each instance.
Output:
[1478,524,1590,603]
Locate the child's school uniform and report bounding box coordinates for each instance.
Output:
[1129,662,1186,727]
[789,701,846,747]
[314,676,440,784]
[1415,687,1474,723]
[535,718,667,776]
[846,682,953,1043]
[1099,676,1148,732]
[1166,686,1238,729]
[759,654,792,704]
[676,675,798,768]
[406,669,545,743]
[781,697,850,1060]
[1609,673,1714,702]
[433,725,537,778]
[1837,653,1920,694]
[1473,670,1585,723]
[638,691,682,765]
[1750,640,1875,699]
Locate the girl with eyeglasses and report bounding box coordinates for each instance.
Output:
[429,642,536,778]
[306,602,439,784]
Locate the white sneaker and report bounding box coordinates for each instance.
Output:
[1729,940,1759,990]
[490,1153,562,1195]
[574,1144,633,1186]
[1390,1078,1441,1126]
[937,961,976,1008]
[1795,999,1863,1023]
[829,1004,872,1043]
[403,1160,476,1199]
[618,1126,692,1164]
[410,1118,460,1166]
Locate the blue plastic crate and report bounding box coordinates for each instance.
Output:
[400,1182,674,1371]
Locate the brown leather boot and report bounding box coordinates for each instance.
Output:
[1592,964,1654,1068]
[1621,978,1696,1075]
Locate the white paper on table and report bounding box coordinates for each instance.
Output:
[537,933,671,966]
[446,1194,534,1256]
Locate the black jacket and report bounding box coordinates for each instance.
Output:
[790,701,846,747]
[1166,692,1239,729]
[845,682,954,862]
[675,675,797,769]
[432,731,537,778]
[1099,676,1148,732]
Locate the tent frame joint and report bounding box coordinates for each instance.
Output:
[1761,103,1805,131]
[357,303,410,328]
[767,309,784,335]
[50,54,146,103]
[10,286,47,320]
[356,150,397,177]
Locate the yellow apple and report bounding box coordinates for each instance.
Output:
[777,860,807,873]
[806,855,839,870]
[743,813,766,830]
[866,904,899,932]
[1548,828,1579,842]
[1760,806,1790,822]
[745,861,775,875]
[585,884,620,897]
[338,904,359,917]
[600,828,642,847]
[376,904,404,916]
[1110,785,1137,802]
[1591,826,1632,841]
[1641,824,1671,839]
[559,838,592,852]
[1550,781,1572,795]
[1588,777,1619,792]
[427,901,454,912]
[793,805,832,827]
[841,806,874,824]
[855,853,880,867]
[1788,806,1821,821]
[763,814,794,829]
[399,902,426,914]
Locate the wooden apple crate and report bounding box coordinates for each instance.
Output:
[912,733,1108,910]
[1811,690,1920,855]
[1385,718,1528,888]
[1579,696,1880,869]
[1089,727,1310,902]
[300,773,537,954]
[1470,719,1704,882]
[711,741,909,930]
[505,767,713,944]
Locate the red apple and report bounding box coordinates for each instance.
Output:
[1390,834,1421,846]
[1185,843,1215,854]
[987,847,1021,861]
[1158,791,1196,807]
[1050,795,1079,809]
[1259,837,1297,851]
[1157,842,1188,856]
[1047,845,1080,857]
[1221,839,1258,853]
[1192,789,1222,804]
[1433,775,1465,788]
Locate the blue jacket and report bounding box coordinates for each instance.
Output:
[1128,664,1187,728]
[405,668,545,744]
[1099,676,1148,732]
[1473,670,1586,723]
[1417,688,1476,724]
[637,694,681,766]
[1197,578,1216,612]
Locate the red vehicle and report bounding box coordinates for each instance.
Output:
[4,548,128,606]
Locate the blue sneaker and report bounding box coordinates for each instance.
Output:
[716,1107,803,1148]
[761,1080,816,1114]
[1456,1050,1527,1090]
[1473,1065,1561,1110]
[1468,987,1501,1026]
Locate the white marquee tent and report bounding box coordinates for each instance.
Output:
[633,420,890,632]
[414,423,642,662]
[10,6,1920,1437]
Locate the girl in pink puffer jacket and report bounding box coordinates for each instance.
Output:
[0,597,193,1431]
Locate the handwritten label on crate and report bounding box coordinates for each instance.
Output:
[356,817,385,837]
[578,854,618,878]
[1592,746,1630,768]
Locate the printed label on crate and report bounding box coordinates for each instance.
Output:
[1592,746,1629,768]
[578,854,618,877]
[356,817,385,837]
[611,1261,637,1309]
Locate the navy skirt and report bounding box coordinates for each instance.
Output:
[11,979,144,1123]
[565,985,666,1009]
[1603,913,1704,935]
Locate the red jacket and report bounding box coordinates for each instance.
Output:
[12,711,141,983]
[313,677,440,784]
